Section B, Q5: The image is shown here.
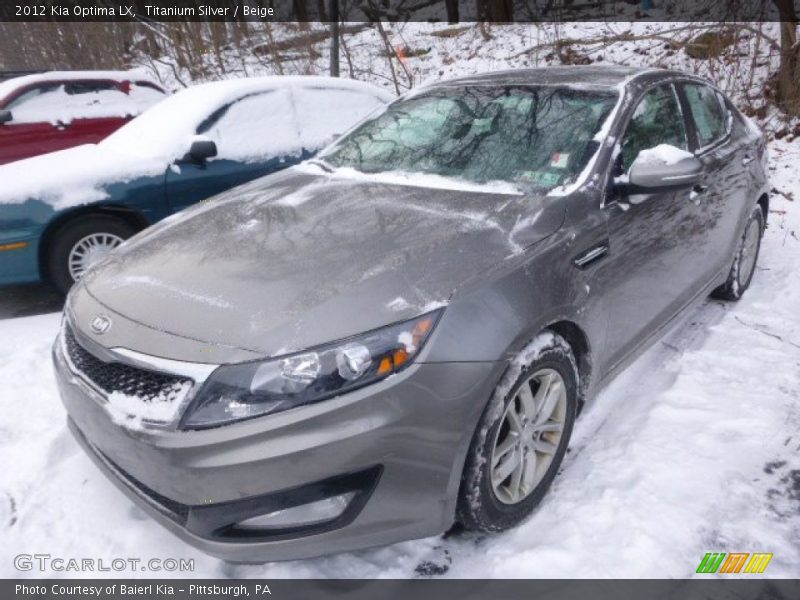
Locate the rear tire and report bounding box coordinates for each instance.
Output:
[712,205,764,301]
[47,215,137,295]
[457,332,578,532]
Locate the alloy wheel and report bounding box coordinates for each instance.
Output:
[490,368,568,505]
[737,218,761,288]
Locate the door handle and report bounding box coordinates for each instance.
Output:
[573,241,609,269]
[742,155,754,166]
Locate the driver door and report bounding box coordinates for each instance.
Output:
[165,88,303,213]
[598,83,707,368]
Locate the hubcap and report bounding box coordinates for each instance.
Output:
[490,368,567,505]
[68,233,124,282]
[737,219,760,287]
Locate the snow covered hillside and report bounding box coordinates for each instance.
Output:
[0,138,797,578]
[144,22,791,135]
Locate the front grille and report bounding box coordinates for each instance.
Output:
[63,325,193,407]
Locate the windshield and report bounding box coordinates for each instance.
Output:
[321,85,618,190]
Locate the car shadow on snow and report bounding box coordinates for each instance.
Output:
[0,283,63,319]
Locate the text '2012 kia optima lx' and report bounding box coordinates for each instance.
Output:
[54,66,769,562]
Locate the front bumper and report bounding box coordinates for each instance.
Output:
[54,331,502,562]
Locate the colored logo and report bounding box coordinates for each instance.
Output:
[696,552,773,574]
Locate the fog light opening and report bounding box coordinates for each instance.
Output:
[236,492,356,531]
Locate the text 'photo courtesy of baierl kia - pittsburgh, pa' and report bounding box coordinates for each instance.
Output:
[0,1,799,598]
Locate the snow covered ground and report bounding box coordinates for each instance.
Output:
[0,138,798,578]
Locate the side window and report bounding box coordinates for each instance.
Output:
[292,87,386,151]
[197,88,301,162]
[621,84,688,171]
[683,83,727,149]
[63,80,118,95]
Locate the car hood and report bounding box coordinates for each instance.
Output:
[83,166,564,357]
[0,144,164,209]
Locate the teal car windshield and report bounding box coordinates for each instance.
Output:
[322,86,618,189]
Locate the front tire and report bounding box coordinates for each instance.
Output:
[47,215,137,294]
[457,332,578,532]
[712,205,764,301]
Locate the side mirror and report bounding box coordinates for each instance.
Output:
[181,138,217,163]
[625,145,703,192]
[0,110,12,124]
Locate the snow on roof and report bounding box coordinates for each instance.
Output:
[0,69,161,102]
[101,75,392,160]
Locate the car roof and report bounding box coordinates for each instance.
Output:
[183,75,393,102]
[0,70,164,102]
[430,65,675,91]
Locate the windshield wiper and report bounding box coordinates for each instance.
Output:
[308,158,335,173]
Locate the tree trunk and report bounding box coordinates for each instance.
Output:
[329,0,340,76]
[773,0,800,117]
[477,0,513,22]
[445,0,459,23]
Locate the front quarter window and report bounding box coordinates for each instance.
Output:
[322,86,617,190]
[621,84,688,171]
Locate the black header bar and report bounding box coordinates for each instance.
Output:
[0,0,797,23]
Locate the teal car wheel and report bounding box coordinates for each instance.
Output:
[48,215,138,294]
[68,232,125,282]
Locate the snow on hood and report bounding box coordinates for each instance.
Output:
[81,167,564,356]
[0,144,163,209]
[296,162,522,196]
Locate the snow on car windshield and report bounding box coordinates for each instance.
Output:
[322,85,618,190]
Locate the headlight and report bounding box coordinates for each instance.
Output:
[179,309,443,429]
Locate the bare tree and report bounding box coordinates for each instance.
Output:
[773,0,800,117]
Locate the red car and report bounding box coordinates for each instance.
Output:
[0,71,166,165]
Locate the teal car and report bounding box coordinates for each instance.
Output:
[0,76,390,292]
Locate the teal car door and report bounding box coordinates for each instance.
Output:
[165,88,303,212]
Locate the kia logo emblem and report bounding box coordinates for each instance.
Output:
[90,315,112,334]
